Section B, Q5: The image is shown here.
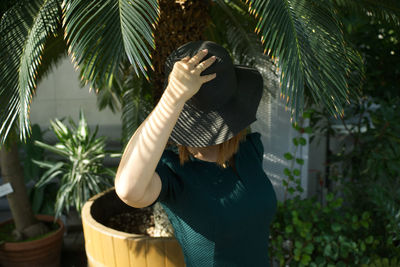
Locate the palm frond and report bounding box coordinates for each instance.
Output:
[206,0,278,97]
[246,0,363,119]
[35,25,67,84]
[93,83,122,113]
[210,0,262,65]
[0,0,62,143]
[88,59,152,145]
[62,0,159,92]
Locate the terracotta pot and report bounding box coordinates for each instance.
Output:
[82,188,185,267]
[0,214,64,267]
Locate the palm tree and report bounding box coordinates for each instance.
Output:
[0,0,399,240]
[0,0,67,239]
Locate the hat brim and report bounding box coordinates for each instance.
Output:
[170,65,263,147]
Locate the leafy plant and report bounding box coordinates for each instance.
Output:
[270,106,400,265]
[282,110,313,200]
[335,98,400,254]
[269,193,377,266]
[272,135,378,266]
[33,110,115,219]
[310,97,400,252]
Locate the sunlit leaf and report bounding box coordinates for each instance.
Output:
[62,0,159,90]
[246,0,363,119]
[0,0,62,143]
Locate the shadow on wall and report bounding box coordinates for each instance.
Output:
[250,61,309,202]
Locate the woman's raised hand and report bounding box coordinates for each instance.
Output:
[166,49,217,105]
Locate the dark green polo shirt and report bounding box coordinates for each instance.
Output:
[155,132,277,267]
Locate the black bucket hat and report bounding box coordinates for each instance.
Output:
[164,40,263,147]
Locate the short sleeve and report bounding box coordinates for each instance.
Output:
[154,150,184,203]
[246,132,264,163]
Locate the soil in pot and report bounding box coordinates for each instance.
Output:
[91,189,174,237]
[105,206,156,236]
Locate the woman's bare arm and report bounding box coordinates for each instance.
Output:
[115,49,216,208]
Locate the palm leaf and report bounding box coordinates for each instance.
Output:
[62,0,159,93]
[0,0,62,143]
[33,161,64,187]
[49,118,70,140]
[246,0,363,119]
[93,81,122,113]
[95,59,152,145]
[213,0,259,62]
[55,181,74,218]
[35,25,67,85]
[31,159,57,169]
[205,0,277,95]
[34,140,69,156]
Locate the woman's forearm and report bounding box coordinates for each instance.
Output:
[115,49,216,205]
[114,87,185,203]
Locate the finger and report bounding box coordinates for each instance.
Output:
[187,49,208,69]
[181,56,190,62]
[200,73,217,83]
[176,56,191,71]
[193,56,216,75]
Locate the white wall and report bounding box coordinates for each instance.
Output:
[251,60,310,202]
[30,56,122,141]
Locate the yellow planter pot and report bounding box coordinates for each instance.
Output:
[81,188,185,267]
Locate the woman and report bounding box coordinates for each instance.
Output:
[115,40,277,267]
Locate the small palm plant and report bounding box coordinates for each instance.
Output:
[33,110,115,219]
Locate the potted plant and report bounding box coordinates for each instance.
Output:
[32,110,115,221]
[28,111,117,265]
[2,110,114,267]
[0,128,65,267]
[0,1,67,265]
[81,188,185,267]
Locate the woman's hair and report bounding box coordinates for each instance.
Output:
[177,129,248,167]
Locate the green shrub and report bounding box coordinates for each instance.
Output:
[269,193,377,266]
[33,110,115,219]
[269,108,400,266]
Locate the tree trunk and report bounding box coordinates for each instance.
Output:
[0,140,48,240]
[151,0,212,103]
[150,0,212,236]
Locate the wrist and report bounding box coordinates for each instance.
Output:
[162,86,186,109]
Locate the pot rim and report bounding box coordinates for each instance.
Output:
[82,187,175,241]
[0,214,64,250]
